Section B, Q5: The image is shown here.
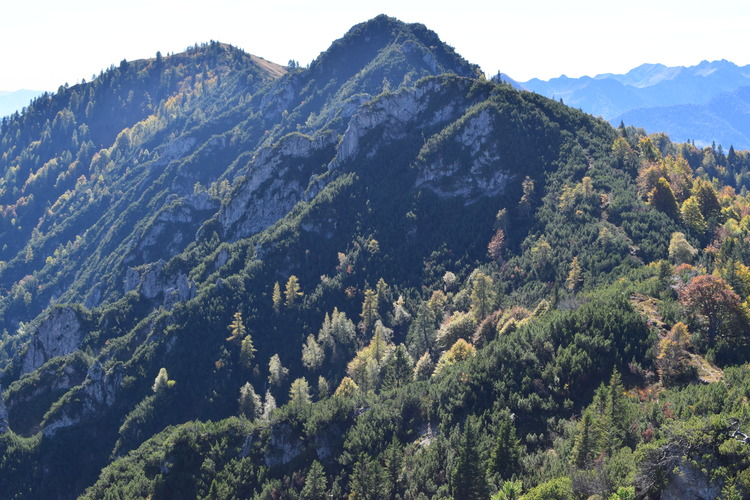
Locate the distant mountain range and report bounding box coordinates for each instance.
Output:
[517,60,750,148]
[0,89,44,118]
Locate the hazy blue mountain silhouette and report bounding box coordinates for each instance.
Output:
[520,60,750,148]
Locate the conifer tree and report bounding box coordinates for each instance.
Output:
[268,354,289,386]
[238,382,262,420]
[383,435,403,498]
[602,371,628,454]
[470,272,496,321]
[692,178,721,221]
[360,288,379,335]
[301,334,325,370]
[382,345,413,391]
[289,377,312,412]
[648,177,679,219]
[376,277,389,305]
[488,414,521,481]
[272,281,282,314]
[488,228,506,262]
[349,453,387,500]
[565,256,582,292]
[284,275,303,308]
[318,376,330,399]
[407,303,436,357]
[413,351,435,381]
[240,336,256,369]
[226,311,246,344]
[571,409,596,469]
[301,461,327,499]
[452,418,489,500]
[261,389,276,421]
[334,376,359,398]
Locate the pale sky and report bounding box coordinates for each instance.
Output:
[2,0,750,91]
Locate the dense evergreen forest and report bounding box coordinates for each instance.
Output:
[4,15,750,499]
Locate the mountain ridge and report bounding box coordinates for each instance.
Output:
[3,15,750,500]
[519,59,750,147]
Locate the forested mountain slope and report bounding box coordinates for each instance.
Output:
[3,15,750,500]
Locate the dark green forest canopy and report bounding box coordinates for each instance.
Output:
[2,15,750,500]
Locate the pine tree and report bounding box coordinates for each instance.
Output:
[571,410,596,468]
[381,345,413,391]
[452,418,489,500]
[268,354,289,386]
[603,371,628,454]
[301,334,325,371]
[238,382,261,420]
[565,256,582,292]
[349,453,387,500]
[284,275,303,308]
[240,336,256,369]
[487,414,521,481]
[413,351,435,381]
[407,303,436,357]
[470,272,495,321]
[301,460,327,499]
[360,288,379,335]
[272,281,282,313]
[383,435,403,498]
[648,177,679,219]
[226,311,246,344]
[289,377,312,412]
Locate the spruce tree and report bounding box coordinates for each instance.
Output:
[301,461,327,499]
[452,418,489,500]
[488,414,521,481]
[571,410,596,469]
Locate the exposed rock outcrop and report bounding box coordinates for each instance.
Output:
[661,461,722,500]
[415,107,512,201]
[42,361,124,437]
[218,131,339,240]
[264,423,304,467]
[124,261,195,308]
[332,81,440,167]
[20,307,84,375]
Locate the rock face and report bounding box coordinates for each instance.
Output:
[127,194,219,266]
[124,261,195,308]
[20,307,83,375]
[42,361,124,437]
[661,462,722,500]
[415,107,512,201]
[331,78,513,202]
[264,423,304,467]
[218,131,339,240]
[332,82,438,168]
